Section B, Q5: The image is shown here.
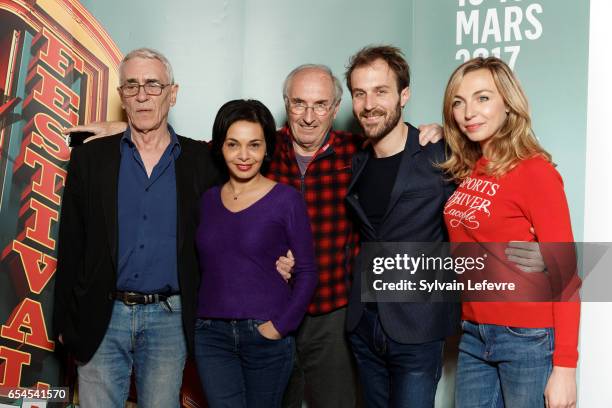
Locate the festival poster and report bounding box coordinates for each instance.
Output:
[0,0,122,406]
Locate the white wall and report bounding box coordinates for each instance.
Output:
[580,0,612,406]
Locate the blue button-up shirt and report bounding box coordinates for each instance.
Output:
[116,126,180,293]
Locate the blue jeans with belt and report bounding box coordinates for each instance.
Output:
[455,320,554,408]
[348,308,445,408]
[195,318,295,408]
[77,295,186,408]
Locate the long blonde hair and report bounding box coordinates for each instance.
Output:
[440,57,551,182]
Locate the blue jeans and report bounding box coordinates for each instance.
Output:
[348,308,444,408]
[195,318,294,408]
[455,321,554,408]
[77,296,187,408]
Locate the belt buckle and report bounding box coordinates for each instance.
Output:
[123,292,138,306]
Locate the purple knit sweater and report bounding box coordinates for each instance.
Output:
[195,183,318,336]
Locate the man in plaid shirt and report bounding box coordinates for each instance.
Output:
[268,65,361,408]
[271,64,443,408]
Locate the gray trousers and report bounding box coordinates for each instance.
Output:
[282,307,361,408]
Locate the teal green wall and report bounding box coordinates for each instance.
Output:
[79,0,413,135]
[238,0,413,133]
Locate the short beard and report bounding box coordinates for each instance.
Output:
[359,102,402,141]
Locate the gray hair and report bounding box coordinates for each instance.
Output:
[119,47,174,84]
[282,64,343,105]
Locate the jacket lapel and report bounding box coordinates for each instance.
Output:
[101,138,121,270]
[174,145,190,253]
[346,149,375,233]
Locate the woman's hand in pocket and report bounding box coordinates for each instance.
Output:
[257,321,282,340]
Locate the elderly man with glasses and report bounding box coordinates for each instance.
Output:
[53,48,219,408]
[268,64,364,408]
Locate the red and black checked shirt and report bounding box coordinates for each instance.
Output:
[267,126,361,315]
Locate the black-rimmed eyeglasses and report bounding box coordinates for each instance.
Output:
[119,82,172,97]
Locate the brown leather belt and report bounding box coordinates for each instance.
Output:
[112,291,176,306]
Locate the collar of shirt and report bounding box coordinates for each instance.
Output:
[120,124,182,160]
[279,125,334,159]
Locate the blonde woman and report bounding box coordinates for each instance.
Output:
[441,57,579,408]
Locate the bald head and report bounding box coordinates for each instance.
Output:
[283,64,343,104]
[283,65,342,156]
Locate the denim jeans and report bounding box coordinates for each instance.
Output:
[195,318,295,408]
[455,320,554,408]
[77,295,187,408]
[348,308,444,408]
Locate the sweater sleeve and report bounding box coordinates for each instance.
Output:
[269,190,318,336]
[522,159,580,367]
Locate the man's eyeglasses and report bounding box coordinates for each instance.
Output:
[288,101,334,116]
[119,82,171,97]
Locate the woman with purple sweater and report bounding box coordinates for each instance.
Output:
[194,99,318,407]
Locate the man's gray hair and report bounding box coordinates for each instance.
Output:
[119,47,174,84]
[282,64,343,105]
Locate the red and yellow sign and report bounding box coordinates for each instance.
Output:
[0,0,122,395]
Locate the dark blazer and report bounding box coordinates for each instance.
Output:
[345,123,460,343]
[53,133,218,363]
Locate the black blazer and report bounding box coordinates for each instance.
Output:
[345,123,460,343]
[53,133,218,362]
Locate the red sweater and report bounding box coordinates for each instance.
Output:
[444,156,580,368]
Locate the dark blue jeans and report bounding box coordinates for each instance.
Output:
[348,308,444,408]
[194,318,294,408]
[455,320,554,408]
